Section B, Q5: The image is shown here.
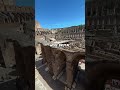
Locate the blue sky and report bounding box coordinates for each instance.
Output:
[35,0,85,29]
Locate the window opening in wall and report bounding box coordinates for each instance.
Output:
[92,11,96,16]
[87,11,91,16]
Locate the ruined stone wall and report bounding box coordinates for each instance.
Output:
[40,43,47,64]
[36,43,41,55]
[2,39,16,68]
[22,46,35,90]
[86,0,120,35]
[0,4,34,24]
[52,48,66,79]
[41,44,85,89]
[0,39,16,68]
[0,47,4,66]
[55,25,85,40]
[1,0,16,6]
[13,40,35,90]
[0,34,35,89]
[36,29,52,36]
[41,44,67,78]
[43,45,54,75]
[86,0,120,90]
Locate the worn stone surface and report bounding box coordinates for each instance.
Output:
[41,43,85,89]
[36,43,41,55]
[52,48,66,79]
[14,41,35,90]
[2,39,16,68]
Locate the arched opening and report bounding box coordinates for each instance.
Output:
[72,55,85,85]
[0,47,5,67]
[65,54,85,89]
[5,18,8,23]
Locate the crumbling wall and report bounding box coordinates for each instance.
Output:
[13,40,35,90]
[64,52,85,89]
[22,46,35,90]
[41,44,86,89]
[43,45,54,75]
[36,43,41,55]
[72,55,85,79]
[52,48,66,79]
[1,39,16,68]
[0,47,4,67]
[41,44,66,77]
[40,43,47,64]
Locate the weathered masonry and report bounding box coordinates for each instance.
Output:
[54,25,85,40]
[40,43,85,90]
[86,0,120,90]
[0,0,35,89]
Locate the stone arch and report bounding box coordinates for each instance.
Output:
[87,62,120,90]
[65,52,85,89]
[71,54,85,80]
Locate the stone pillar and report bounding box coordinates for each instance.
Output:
[52,48,66,80]
[64,52,75,89]
[13,40,35,90]
[1,39,16,68]
[43,45,53,75]
[22,46,35,90]
[66,61,73,89]
[0,38,5,66]
[40,43,47,64]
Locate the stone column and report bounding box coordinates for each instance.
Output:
[40,43,46,64]
[64,52,75,89]
[1,40,16,68]
[52,48,66,80]
[43,45,53,75]
[66,61,73,89]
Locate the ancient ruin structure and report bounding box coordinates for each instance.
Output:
[35,24,85,41]
[0,0,34,24]
[35,25,85,53]
[86,0,120,90]
[0,0,35,89]
[54,25,85,40]
[36,28,52,36]
[0,0,16,6]
[39,38,85,90]
[35,20,86,89]
[86,0,120,36]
